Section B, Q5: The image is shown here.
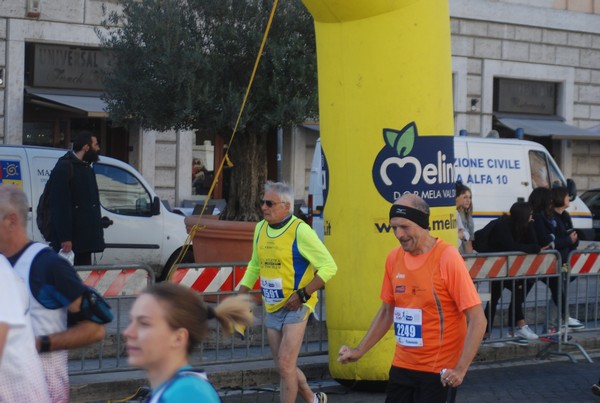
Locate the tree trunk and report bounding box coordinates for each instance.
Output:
[221,129,267,222]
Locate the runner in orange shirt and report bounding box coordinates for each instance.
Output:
[338,194,486,403]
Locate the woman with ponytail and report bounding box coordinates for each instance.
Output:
[124,283,255,402]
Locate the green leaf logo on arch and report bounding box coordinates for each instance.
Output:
[384,122,415,157]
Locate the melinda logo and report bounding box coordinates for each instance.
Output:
[372,122,455,207]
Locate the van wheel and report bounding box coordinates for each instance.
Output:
[158,247,195,282]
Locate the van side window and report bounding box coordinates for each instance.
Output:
[529,150,564,189]
[93,163,153,216]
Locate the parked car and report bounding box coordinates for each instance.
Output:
[580,188,600,241]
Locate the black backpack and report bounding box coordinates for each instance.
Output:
[36,161,73,241]
[472,218,499,253]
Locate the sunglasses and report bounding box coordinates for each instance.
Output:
[260,199,284,208]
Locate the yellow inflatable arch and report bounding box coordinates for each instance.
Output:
[302,0,456,382]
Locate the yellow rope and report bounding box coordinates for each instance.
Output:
[166,0,280,280]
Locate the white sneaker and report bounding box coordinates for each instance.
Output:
[514,325,539,340]
[315,392,328,403]
[506,332,529,345]
[567,317,585,330]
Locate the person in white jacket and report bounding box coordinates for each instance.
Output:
[0,253,50,402]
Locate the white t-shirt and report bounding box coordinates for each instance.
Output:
[0,255,50,402]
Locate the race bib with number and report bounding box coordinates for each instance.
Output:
[394,307,423,347]
[260,277,285,304]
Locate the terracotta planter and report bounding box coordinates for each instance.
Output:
[184,215,257,263]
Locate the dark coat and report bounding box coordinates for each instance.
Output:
[48,152,105,253]
[489,216,541,254]
[531,210,577,263]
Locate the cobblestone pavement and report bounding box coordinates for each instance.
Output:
[220,357,600,402]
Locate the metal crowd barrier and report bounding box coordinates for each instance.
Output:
[168,262,328,368]
[464,252,562,340]
[561,247,600,361]
[68,262,328,375]
[69,264,155,375]
[465,250,592,363]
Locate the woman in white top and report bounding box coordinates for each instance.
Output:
[456,182,475,254]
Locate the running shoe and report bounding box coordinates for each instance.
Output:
[315,392,328,403]
[567,317,585,330]
[514,325,539,340]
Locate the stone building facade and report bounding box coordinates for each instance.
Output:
[450,0,600,190]
[1,0,599,206]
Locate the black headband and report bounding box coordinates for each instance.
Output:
[206,306,216,320]
[389,204,430,229]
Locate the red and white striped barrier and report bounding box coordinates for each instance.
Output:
[169,264,260,293]
[569,251,600,275]
[465,253,559,279]
[77,265,153,297]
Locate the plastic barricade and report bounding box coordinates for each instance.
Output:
[78,264,155,296]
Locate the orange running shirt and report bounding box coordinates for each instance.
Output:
[380,239,481,374]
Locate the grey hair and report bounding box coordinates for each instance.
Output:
[0,185,29,228]
[264,181,294,206]
[395,193,430,216]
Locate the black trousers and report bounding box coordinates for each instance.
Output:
[485,279,531,329]
[386,366,457,403]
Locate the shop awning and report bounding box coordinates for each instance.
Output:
[497,116,599,140]
[588,124,600,134]
[27,89,108,118]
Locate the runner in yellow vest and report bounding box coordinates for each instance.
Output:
[239,181,337,403]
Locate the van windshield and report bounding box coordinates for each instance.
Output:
[529,150,564,188]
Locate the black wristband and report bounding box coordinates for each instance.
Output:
[296,287,311,303]
[40,335,51,353]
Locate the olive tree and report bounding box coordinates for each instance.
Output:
[98,0,318,221]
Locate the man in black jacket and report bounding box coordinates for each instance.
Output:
[48,131,105,265]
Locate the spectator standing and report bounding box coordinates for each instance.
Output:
[0,184,105,402]
[0,254,50,402]
[529,187,584,330]
[48,131,105,265]
[238,181,337,403]
[337,194,486,403]
[124,283,254,402]
[484,202,547,344]
[456,183,474,254]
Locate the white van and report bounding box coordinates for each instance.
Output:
[0,145,193,278]
[309,136,594,240]
[454,136,593,238]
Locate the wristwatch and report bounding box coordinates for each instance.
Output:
[40,335,51,353]
[296,287,311,303]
